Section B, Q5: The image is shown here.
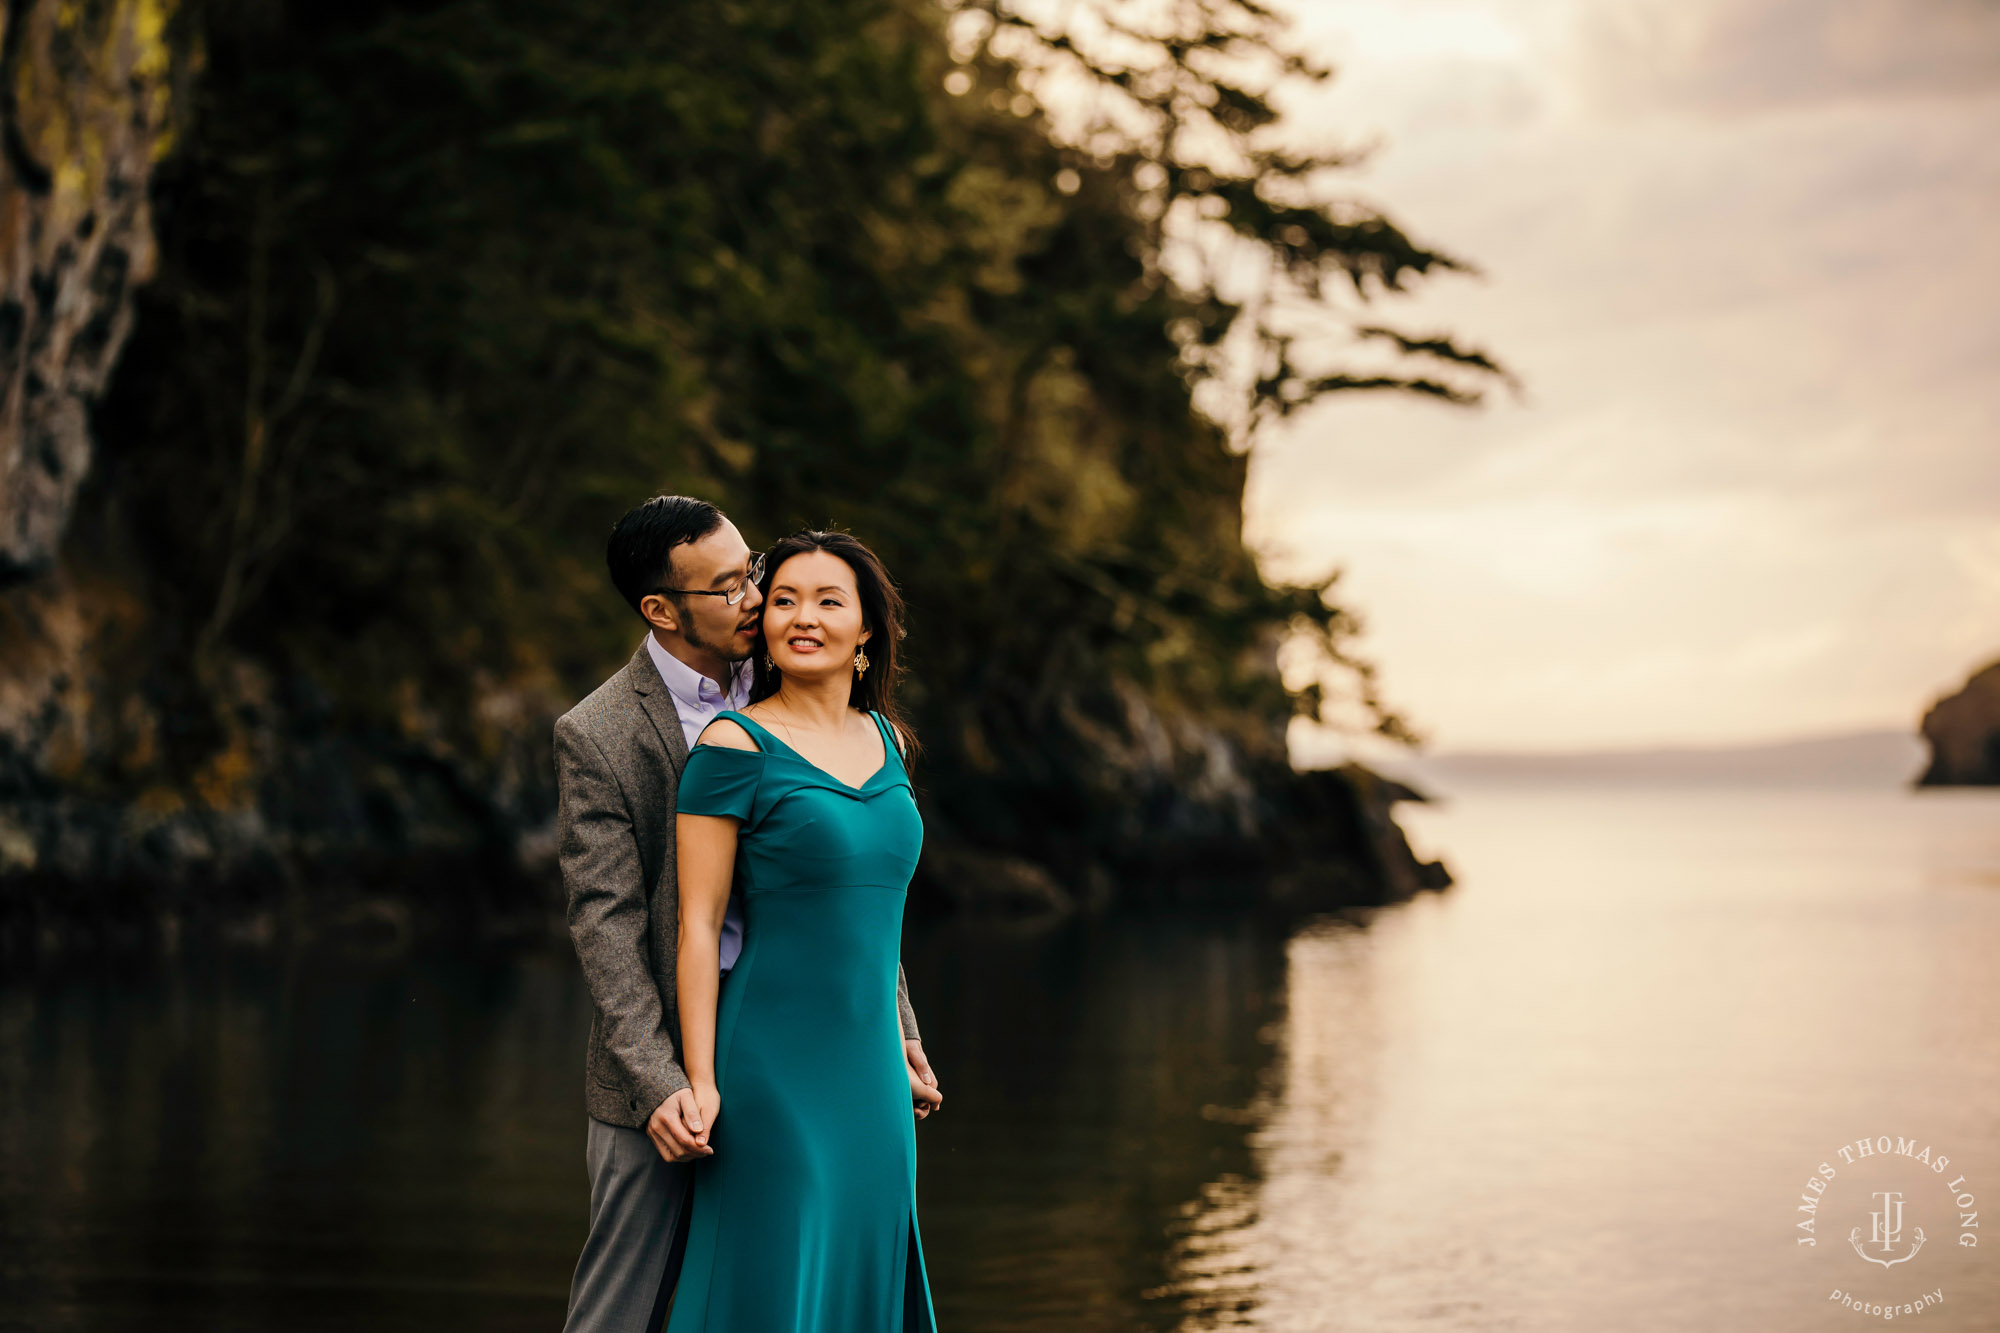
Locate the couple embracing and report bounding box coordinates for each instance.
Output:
[556,495,944,1332]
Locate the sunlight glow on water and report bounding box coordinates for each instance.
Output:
[1167,786,2000,1332]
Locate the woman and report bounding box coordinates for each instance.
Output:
[666,529,943,1332]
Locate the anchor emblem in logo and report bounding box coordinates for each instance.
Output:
[1849,1190,1926,1268]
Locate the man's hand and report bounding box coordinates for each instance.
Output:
[647,1087,716,1163]
[906,1039,942,1121]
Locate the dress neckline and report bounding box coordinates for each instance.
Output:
[717,708,896,793]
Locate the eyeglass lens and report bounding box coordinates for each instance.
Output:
[726,552,767,604]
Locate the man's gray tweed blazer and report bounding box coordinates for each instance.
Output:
[557,640,923,1130]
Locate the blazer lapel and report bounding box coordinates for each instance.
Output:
[626,641,691,772]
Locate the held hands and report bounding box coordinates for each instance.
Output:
[651,1048,934,1164]
[648,1086,719,1163]
[907,1039,942,1121]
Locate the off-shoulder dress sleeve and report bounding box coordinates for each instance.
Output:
[678,744,765,821]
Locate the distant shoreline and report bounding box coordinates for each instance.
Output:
[1354,728,1934,792]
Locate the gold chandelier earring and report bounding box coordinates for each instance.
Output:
[853,648,869,680]
[763,653,776,671]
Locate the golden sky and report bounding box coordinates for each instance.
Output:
[1247,0,2000,755]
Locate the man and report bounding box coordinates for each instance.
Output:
[557,495,939,1333]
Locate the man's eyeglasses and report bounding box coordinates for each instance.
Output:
[652,551,766,606]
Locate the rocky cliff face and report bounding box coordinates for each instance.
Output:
[1919,659,2000,786]
[0,0,175,580]
[0,0,184,907]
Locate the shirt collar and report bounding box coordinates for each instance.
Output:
[644,633,752,712]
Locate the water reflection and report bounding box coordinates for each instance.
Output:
[1163,787,2000,1333]
[10,788,1999,1331]
[1153,919,1390,1329]
[0,912,1293,1331]
[0,947,599,1330]
[900,913,1290,1330]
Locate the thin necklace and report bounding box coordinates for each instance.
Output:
[751,696,844,752]
[747,697,803,750]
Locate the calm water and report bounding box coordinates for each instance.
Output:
[3,786,1997,1330]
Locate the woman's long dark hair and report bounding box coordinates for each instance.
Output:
[750,529,919,760]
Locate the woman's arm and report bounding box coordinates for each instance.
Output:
[677,807,739,1147]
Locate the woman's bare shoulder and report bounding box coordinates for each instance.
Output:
[693,716,760,752]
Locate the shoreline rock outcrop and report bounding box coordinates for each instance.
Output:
[1918,659,2000,786]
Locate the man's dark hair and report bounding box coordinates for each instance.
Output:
[606,495,724,615]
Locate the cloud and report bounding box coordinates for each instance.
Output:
[1576,0,2000,113]
[1251,0,2000,751]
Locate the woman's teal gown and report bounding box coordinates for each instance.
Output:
[664,708,938,1333]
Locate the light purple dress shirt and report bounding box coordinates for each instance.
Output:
[645,634,753,972]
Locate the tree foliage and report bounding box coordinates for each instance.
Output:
[85,0,1500,883]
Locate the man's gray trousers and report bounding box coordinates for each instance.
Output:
[563,1117,693,1333]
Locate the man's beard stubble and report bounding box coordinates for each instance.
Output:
[683,613,756,664]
